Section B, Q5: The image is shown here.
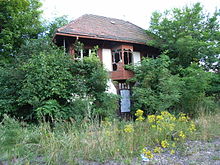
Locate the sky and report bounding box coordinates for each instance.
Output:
[41,0,219,29]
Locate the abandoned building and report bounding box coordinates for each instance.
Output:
[53,14,159,114]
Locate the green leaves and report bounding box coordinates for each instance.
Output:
[0,46,118,121]
[149,3,220,71]
[131,55,182,114]
[0,0,43,60]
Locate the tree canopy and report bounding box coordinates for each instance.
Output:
[148,3,220,72]
[0,0,43,62]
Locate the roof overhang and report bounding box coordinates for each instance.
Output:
[54,32,148,45]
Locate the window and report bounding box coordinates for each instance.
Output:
[123,49,132,65]
[112,49,133,71]
[74,48,92,60]
[112,49,122,71]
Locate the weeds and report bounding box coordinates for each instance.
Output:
[0,110,220,164]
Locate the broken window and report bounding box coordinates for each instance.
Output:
[112,49,122,71]
[74,48,93,60]
[112,49,133,71]
[123,49,132,65]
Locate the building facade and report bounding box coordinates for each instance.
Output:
[53,14,159,114]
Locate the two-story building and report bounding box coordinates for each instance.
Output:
[53,14,159,114]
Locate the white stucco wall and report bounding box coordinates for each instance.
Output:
[133,51,141,65]
[106,80,117,94]
[102,49,112,71]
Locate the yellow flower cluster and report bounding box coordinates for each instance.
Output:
[124,124,134,133]
[179,131,186,139]
[161,140,169,148]
[135,109,144,116]
[142,148,154,159]
[135,109,145,121]
[134,110,197,159]
[147,115,156,123]
[178,113,190,122]
[154,146,162,153]
[161,111,176,121]
[189,122,196,132]
[156,115,164,121]
[170,149,175,154]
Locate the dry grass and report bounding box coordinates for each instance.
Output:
[1,110,220,164]
[194,111,220,140]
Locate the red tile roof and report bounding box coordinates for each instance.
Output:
[56,14,152,44]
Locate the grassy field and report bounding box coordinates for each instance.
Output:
[0,110,220,165]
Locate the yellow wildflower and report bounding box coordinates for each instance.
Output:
[156,115,163,120]
[124,124,134,133]
[178,113,189,122]
[169,123,175,131]
[170,149,175,154]
[189,122,196,132]
[161,111,170,116]
[143,149,154,159]
[136,116,145,121]
[161,140,169,148]
[170,116,176,121]
[179,131,186,139]
[147,115,156,123]
[135,109,144,117]
[154,146,162,153]
[151,124,156,128]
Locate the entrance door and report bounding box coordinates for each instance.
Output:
[120,89,131,112]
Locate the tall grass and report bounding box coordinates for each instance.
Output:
[0,110,220,164]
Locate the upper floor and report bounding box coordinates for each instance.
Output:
[53,14,160,80]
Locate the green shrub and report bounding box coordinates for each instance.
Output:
[0,48,118,122]
[129,55,182,114]
[178,63,215,115]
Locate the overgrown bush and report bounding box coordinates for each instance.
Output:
[178,63,215,115]
[0,48,118,122]
[129,55,216,116]
[129,55,182,114]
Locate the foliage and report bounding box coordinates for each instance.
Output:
[207,72,220,101]
[0,48,118,121]
[136,110,196,159]
[44,15,69,38]
[1,110,213,164]
[129,55,182,114]
[177,63,214,115]
[0,0,44,62]
[0,65,23,118]
[148,3,220,71]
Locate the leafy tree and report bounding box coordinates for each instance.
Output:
[0,0,43,62]
[178,63,214,115]
[44,16,69,38]
[148,3,220,71]
[0,46,118,121]
[129,55,182,114]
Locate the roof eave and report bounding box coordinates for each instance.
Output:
[54,32,148,45]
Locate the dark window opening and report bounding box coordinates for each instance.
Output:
[123,50,132,65]
[74,50,82,59]
[115,52,120,63]
[74,49,92,59]
[113,63,117,71]
[112,48,133,71]
[83,49,90,57]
